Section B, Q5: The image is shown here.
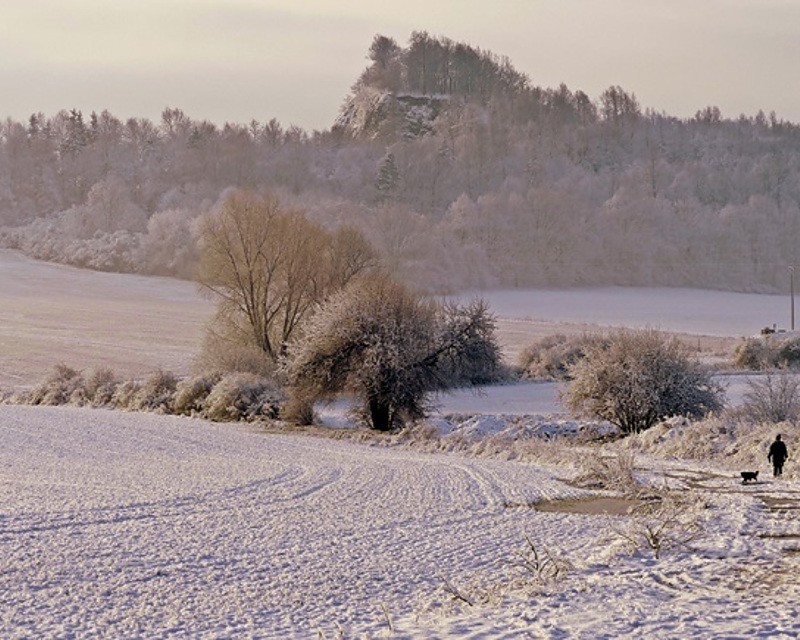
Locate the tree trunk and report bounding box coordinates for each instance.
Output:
[369,397,392,431]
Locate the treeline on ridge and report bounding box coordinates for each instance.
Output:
[1,31,799,293]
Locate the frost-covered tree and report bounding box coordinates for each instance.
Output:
[287,276,500,430]
[141,207,201,278]
[565,329,724,434]
[741,373,800,424]
[73,175,147,236]
[375,152,400,200]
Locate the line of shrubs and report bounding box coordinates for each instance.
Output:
[520,333,800,380]
[4,364,284,422]
[517,334,608,380]
[732,335,800,370]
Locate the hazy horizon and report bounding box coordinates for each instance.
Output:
[3,0,800,130]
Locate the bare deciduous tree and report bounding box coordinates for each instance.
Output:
[741,372,800,424]
[198,191,376,365]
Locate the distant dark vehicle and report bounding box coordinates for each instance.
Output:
[740,470,759,484]
[761,326,776,335]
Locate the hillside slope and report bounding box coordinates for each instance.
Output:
[0,249,212,389]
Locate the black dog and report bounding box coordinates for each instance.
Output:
[741,471,759,484]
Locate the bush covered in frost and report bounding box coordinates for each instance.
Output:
[83,367,119,406]
[110,379,142,408]
[6,365,283,423]
[172,374,221,416]
[732,336,800,371]
[565,329,724,434]
[23,364,86,406]
[517,334,606,380]
[126,369,179,412]
[202,373,284,422]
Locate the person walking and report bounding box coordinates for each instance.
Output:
[768,434,789,477]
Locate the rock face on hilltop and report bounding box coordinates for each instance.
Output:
[332,31,526,140]
[333,87,449,140]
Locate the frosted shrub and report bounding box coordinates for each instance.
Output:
[173,374,221,416]
[129,370,178,412]
[612,493,704,559]
[565,329,724,434]
[281,391,316,425]
[202,373,284,422]
[777,338,800,368]
[84,367,119,406]
[732,337,779,370]
[732,336,800,371]
[574,451,637,493]
[741,373,800,424]
[512,534,573,585]
[111,380,142,409]
[26,364,86,406]
[517,334,605,380]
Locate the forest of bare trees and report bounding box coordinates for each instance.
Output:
[2,32,800,293]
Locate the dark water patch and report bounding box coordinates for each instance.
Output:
[533,496,642,516]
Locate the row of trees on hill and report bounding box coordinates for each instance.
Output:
[2,32,800,293]
[362,32,529,99]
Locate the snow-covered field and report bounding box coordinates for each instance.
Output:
[2,405,799,638]
[0,248,782,390]
[4,250,800,638]
[0,250,214,390]
[464,286,793,337]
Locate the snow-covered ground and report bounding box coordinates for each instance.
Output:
[2,405,799,638]
[0,249,213,390]
[5,251,800,637]
[462,286,794,337]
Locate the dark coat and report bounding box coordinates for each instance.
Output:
[769,440,788,464]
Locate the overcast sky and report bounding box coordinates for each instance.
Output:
[2,0,799,130]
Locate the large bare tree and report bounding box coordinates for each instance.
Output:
[198,191,376,365]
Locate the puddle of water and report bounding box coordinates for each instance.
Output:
[534,497,641,516]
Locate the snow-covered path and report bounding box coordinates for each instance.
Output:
[2,405,800,638]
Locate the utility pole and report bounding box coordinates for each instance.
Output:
[791,265,796,331]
